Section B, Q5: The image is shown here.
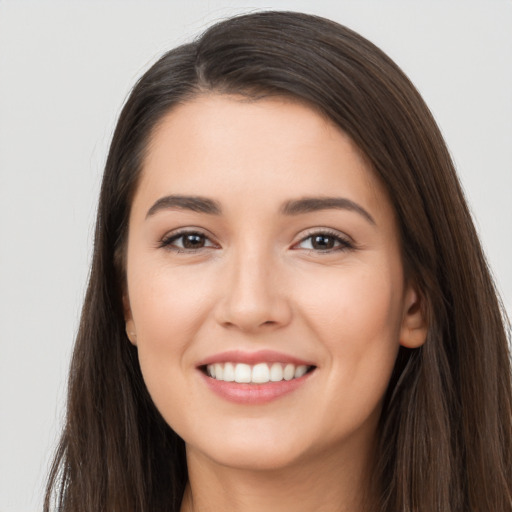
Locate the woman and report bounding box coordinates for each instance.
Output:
[44,11,512,512]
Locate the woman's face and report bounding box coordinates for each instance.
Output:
[124,94,425,472]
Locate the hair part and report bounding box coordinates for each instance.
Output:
[45,11,512,512]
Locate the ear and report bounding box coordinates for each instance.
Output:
[399,284,428,349]
[123,294,137,346]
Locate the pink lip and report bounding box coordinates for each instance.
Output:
[199,370,314,404]
[196,349,314,367]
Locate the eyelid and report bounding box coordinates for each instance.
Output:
[158,227,219,251]
[291,228,354,251]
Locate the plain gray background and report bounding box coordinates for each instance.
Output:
[1,1,511,510]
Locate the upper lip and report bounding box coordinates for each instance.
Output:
[196,350,315,367]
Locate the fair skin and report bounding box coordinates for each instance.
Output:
[124,94,427,512]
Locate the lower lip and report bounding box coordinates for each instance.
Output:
[200,370,313,404]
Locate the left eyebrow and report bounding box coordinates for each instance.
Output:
[281,196,376,225]
[145,195,222,219]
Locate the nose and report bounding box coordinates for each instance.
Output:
[215,248,292,333]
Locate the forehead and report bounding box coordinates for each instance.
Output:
[135,93,391,220]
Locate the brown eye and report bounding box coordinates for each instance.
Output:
[311,234,336,250]
[160,231,216,251]
[182,233,206,249]
[295,231,353,252]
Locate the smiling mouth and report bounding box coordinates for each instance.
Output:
[203,362,315,384]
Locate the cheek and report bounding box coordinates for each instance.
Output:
[298,261,403,337]
[126,264,213,407]
[128,263,210,344]
[296,262,403,393]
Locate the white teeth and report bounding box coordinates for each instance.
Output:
[234,363,251,383]
[252,363,270,383]
[294,365,308,378]
[283,363,295,381]
[270,362,283,382]
[214,363,223,381]
[205,362,311,384]
[223,362,235,382]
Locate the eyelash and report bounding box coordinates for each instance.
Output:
[159,230,217,253]
[293,229,354,253]
[158,229,354,254]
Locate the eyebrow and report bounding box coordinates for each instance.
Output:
[281,197,375,225]
[146,195,222,218]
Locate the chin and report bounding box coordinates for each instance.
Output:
[183,423,314,472]
[192,442,308,472]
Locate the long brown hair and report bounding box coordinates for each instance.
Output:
[45,11,512,511]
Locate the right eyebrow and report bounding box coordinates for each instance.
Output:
[145,195,222,219]
[281,196,376,225]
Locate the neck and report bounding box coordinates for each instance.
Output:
[180,441,376,512]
